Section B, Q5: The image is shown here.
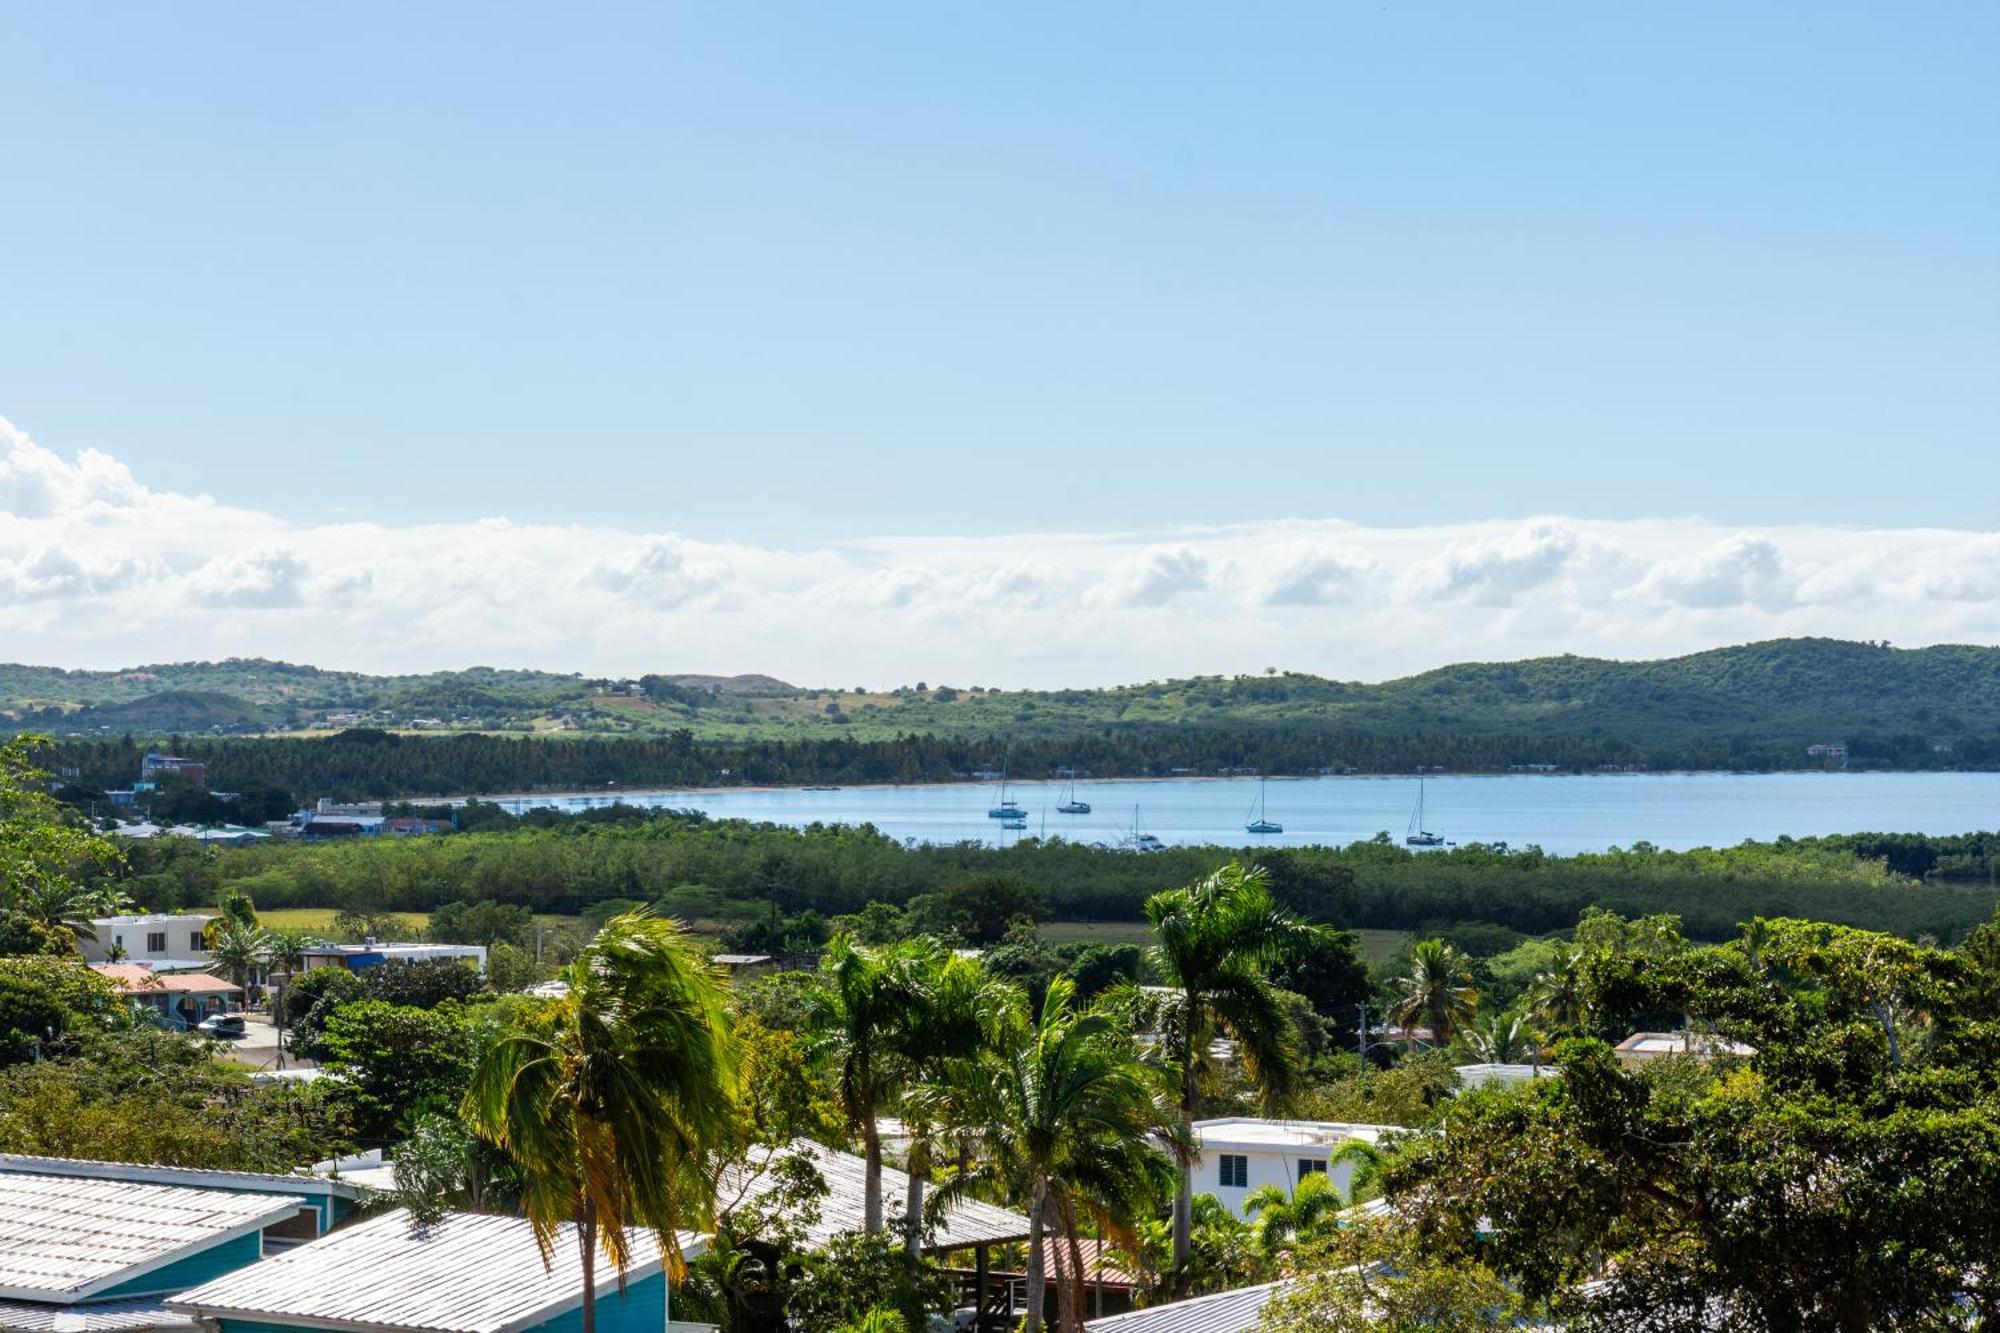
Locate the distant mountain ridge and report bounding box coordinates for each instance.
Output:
[7,639,2000,770]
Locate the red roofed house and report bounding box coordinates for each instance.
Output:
[90,963,242,1030]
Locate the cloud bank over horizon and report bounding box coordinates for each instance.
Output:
[4,416,1998,689]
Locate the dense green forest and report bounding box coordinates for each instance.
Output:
[13,639,2000,780]
[112,810,2000,946]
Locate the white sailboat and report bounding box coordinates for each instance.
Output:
[1057,768,1091,815]
[1119,804,1166,853]
[986,760,1023,819]
[1405,776,1448,847]
[1245,775,1282,835]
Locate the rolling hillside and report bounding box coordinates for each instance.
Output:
[7,640,2000,771]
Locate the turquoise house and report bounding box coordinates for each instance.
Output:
[0,1170,312,1333]
[172,1211,707,1333]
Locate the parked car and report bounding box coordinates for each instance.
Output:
[197,1013,246,1037]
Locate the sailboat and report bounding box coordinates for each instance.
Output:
[1118,804,1166,853]
[986,763,1024,819]
[1405,776,1448,847]
[1245,776,1282,835]
[1056,768,1091,815]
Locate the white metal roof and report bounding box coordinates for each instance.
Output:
[1191,1118,1399,1153]
[1454,1062,1562,1089]
[0,1297,198,1333]
[0,1174,304,1303]
[0,1156,365,1204]
[171,1210,699,1333]
[1084,1281,1285,1333]
[718,1140,1036,1252]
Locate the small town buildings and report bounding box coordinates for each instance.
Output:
[169,1210,705,1333]
[90,964,241,1030]
[1454,1062,1562,1091]
[140,752,207,788]
[1613,1031,1758,1067]
[297,942,488,976]
[79,914,214,969]
[710,953,775,977]
[0,1169,312,1333]
[1189,1119,1398,1217]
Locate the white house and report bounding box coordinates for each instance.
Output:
[1190,1118,1399,1216]
[1613,1031,1757,1067]
[1454,1062,1562,1091]
[79,913,214,969]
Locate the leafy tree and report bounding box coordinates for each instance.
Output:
[429,899,534,949]
[1385,920,2000,1331]
[363,957,485,1008]
[318,999,477,1141]
[1143,863,1324,1286]
[784,1233,951,1333]
[1294,1051,1459,1128]
[1387,939,1478,1046]
[942,975,1176,1333]
[463,912,736,1333]
[939,872,1048,945]
[1255,1216,1541,1332]
[0,737,122,938]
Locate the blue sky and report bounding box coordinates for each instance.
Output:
[1,6,1997,682]
[4,2,1993,544]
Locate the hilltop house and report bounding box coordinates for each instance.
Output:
[170,1210,707,1333]
[90,964,241,1029]
[79,913,214,969]
[0,1167,327,1333]
[1190,1119,1399,1217]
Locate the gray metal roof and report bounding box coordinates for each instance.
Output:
[0,1298,198,1333]
[718,1140,1036,1252]
[0,1156,365,1203]
[1084,1282,1285,1333]
[0,1174,304,1303]
[171,1209,697,1333]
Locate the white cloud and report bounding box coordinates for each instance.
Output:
[4,414,2000,686]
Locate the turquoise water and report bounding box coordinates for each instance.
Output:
[486,772,2000,854]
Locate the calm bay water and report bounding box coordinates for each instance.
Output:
[482,772,2000,855]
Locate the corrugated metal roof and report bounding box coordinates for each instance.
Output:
[1084,1282,1285,1333]
[718,1140,1036,1252]
[0,1298,198,1333]
[0,1157,363,1203]
[0,1174,303,1303]
[171,1210,699,1333]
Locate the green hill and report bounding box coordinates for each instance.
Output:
[7,639,2000,770]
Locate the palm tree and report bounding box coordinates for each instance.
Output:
[941,975,1176,1333]
[1523,947,1588,1034]
[1388,939,1478,1048]
[1464,1011,1537,1064]
[1244,1140,1386,1264]
[207,918,272,991]
[1143,863,1325,1285]
[463,911,737,1333]
[14,879,126,949]
[888,944,1011,1256]
[802,935,920,1235]
[265,928,312,974]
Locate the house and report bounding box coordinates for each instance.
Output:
[1613,1031,1757,1067]
[297,942,488,976]
[1084,1279,1286,1333]
[710,953,775,977]
[0,1169,312,1333]
[140,753,207,789]
[79,914,214,969]
[90,964,241,1030]
[169,1210,706,1333]
[0,1154,366,1236]
[1189,1119,1398,1217]
[1454,1062,1562,1091]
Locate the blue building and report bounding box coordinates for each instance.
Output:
[171,1211,706,1333]
[0,1171,315,1333]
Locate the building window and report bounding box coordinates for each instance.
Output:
[146,931,167,953]
[1299,1158,1327,1177]
[1218,1154,1248,1189]
[191,932,207,952]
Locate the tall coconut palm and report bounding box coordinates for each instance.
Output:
[463,911,736,1333]
[1523,947,1588,1034]
[207,918,273,991]
[888,944,1011,1256]
[1388,939,1478,1048]
[265,928,313,974]
[801,934,918,1235]
[941,975,1176,1333]
[1464,1011,1538,1064]
[1144,862,1325,1286]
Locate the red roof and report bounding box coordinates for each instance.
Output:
[90,964,242,995]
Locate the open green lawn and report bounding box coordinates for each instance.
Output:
[1355,927,1413,966]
